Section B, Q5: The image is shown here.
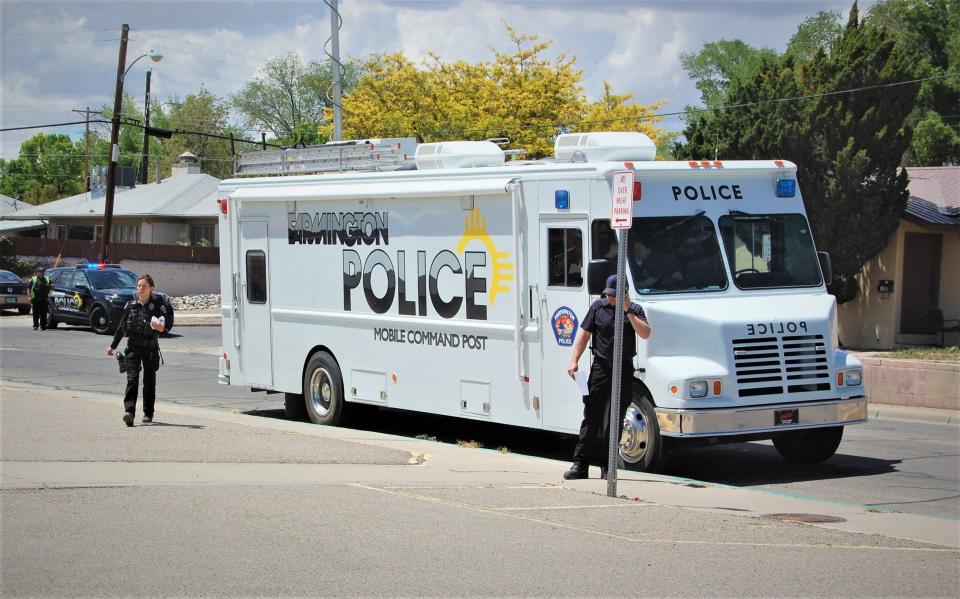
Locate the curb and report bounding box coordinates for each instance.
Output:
[869,403,959,427]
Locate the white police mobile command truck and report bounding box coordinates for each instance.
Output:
[217,132,867,472]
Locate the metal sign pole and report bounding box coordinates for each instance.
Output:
[607,227,628,497]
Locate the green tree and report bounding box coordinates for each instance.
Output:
[231,53,363,145]
[678,2,919,303]
[164,88,235,179]
[0,133,84,203]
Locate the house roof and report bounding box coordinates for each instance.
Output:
[904,166,959,227]
[0,193,46,232]
[0,174,220,221]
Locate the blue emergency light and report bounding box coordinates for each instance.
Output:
[555,189,570,210]
[84,263,105,270]
[776,179,796,198]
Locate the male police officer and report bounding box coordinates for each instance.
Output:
[106,274,166,426]
[564,274,651,479]
[28,268,51,330]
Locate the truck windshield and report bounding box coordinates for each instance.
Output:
[86,269,138,290]
[593,216,727,294]
[719,214,822,289]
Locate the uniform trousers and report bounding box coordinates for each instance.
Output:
[123,340,160,416]
[31,298,47,329]
[572,357,632,469]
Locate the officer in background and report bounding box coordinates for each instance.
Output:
[28,267,51,331]
[106,274,166,426]
[564,274,651,479]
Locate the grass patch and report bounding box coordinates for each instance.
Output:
[414,434,438,442]
[868,346,959,362]
[456,439,484,449]
[497,446,509,454]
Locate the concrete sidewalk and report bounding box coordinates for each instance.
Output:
[1,383,958,597]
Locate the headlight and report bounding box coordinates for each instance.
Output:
[845,368,862,386]
[689,380,708,398]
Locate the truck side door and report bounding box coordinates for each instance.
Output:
[539,220,588,432]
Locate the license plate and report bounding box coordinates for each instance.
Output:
[775,409,798,426]
[4,297,15,304]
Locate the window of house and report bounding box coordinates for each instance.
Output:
[112,224,140,243]
[547,227,583,287]
[191,224,215,246]
[245,251,267,304]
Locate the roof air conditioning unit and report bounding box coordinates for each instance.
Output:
[415,141,505,170]
[554,132,656,162]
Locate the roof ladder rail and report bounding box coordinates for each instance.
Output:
[234,137,418,177]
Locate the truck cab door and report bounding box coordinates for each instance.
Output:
[539,220,588,432]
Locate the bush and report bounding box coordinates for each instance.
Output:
[0,236,42,277]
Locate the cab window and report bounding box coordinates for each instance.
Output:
[719,214,822,289]
[547,228,583,288]
[74,271,90,289]
[56,270,74,288]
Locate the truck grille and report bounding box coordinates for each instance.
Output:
[731,334,831,398]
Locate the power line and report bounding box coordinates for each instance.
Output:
[0,119,110,132]
[0,38,118,48]
[129,29,273,64]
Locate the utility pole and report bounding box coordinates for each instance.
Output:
[329,0,342,141]
[72,107,98,192]
[140,69,152,185]
[100,23,129,264]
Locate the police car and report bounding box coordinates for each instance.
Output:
[45,264,175,335]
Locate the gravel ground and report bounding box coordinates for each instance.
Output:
[170,293,220,312]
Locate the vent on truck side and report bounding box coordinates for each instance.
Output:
[732,334,830,398]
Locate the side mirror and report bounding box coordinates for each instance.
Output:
[587,259,613,295]
[817,251,832,285]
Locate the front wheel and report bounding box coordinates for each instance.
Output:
[90,305,112,335]
[619,388,671,473]
[46,301,58,328]
[773,426,844,464]
[302,351,347,426]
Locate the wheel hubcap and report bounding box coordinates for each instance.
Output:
[309,368,333,416]
[619,402,648,464]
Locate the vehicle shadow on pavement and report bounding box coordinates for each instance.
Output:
[665,443,901,485]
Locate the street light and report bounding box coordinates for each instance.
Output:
[99,21,162,263]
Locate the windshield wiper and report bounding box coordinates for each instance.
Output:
[728,209,774,221]
[653,209,706,239]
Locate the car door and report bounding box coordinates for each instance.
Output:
[72,270,96,322]
[49,270,76,323]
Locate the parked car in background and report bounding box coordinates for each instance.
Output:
[45,264,175,335]
[0,269,31,315]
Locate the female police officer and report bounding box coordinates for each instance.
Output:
[564,274,651,479]
[106,274,167,426]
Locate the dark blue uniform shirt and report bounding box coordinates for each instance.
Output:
[581,298,647,361]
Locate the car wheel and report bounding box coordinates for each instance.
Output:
[302,351,347,426]
[619,387,671,473]
[18,306,30,315]
[773,426,844,464]
[90,305,112,335]
[46,301,58,328]
[162,304,175,336]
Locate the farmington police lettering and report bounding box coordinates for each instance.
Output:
[551,306,578,346]
[343,208,514,321]
[288,211,389,245]
[374,327,488,350]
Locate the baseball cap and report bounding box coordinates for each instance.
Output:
[603,274,619,296]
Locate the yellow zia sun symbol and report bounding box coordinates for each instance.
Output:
[456,207,514,307]
[73,291,83,309]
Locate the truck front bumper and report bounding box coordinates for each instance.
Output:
[656,396,867,437]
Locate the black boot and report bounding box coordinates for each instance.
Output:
[563,464,589,480]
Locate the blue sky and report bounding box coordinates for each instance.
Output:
[0,0,871,158]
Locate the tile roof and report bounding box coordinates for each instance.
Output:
[904,166,959,227]
[0,174,219,221]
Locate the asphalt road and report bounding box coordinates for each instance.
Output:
[2,313,958,519]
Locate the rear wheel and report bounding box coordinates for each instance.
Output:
[773,426,844,464]
[302,351,347,426]
[620,388,671,473]
[90,305,112,335]
[18,306,30,315]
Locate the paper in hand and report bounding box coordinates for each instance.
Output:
[574,370,590,396]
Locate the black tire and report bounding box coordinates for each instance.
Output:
[90,305,112,335]
[773,426,844,464]
[619,387,671,473]
[46,301,58,328]
[302,351,347,426]
[18,306,30,315]
[164,305,174,333]
[284,392,308,421]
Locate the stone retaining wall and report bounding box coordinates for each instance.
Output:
[862,357,959,410]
